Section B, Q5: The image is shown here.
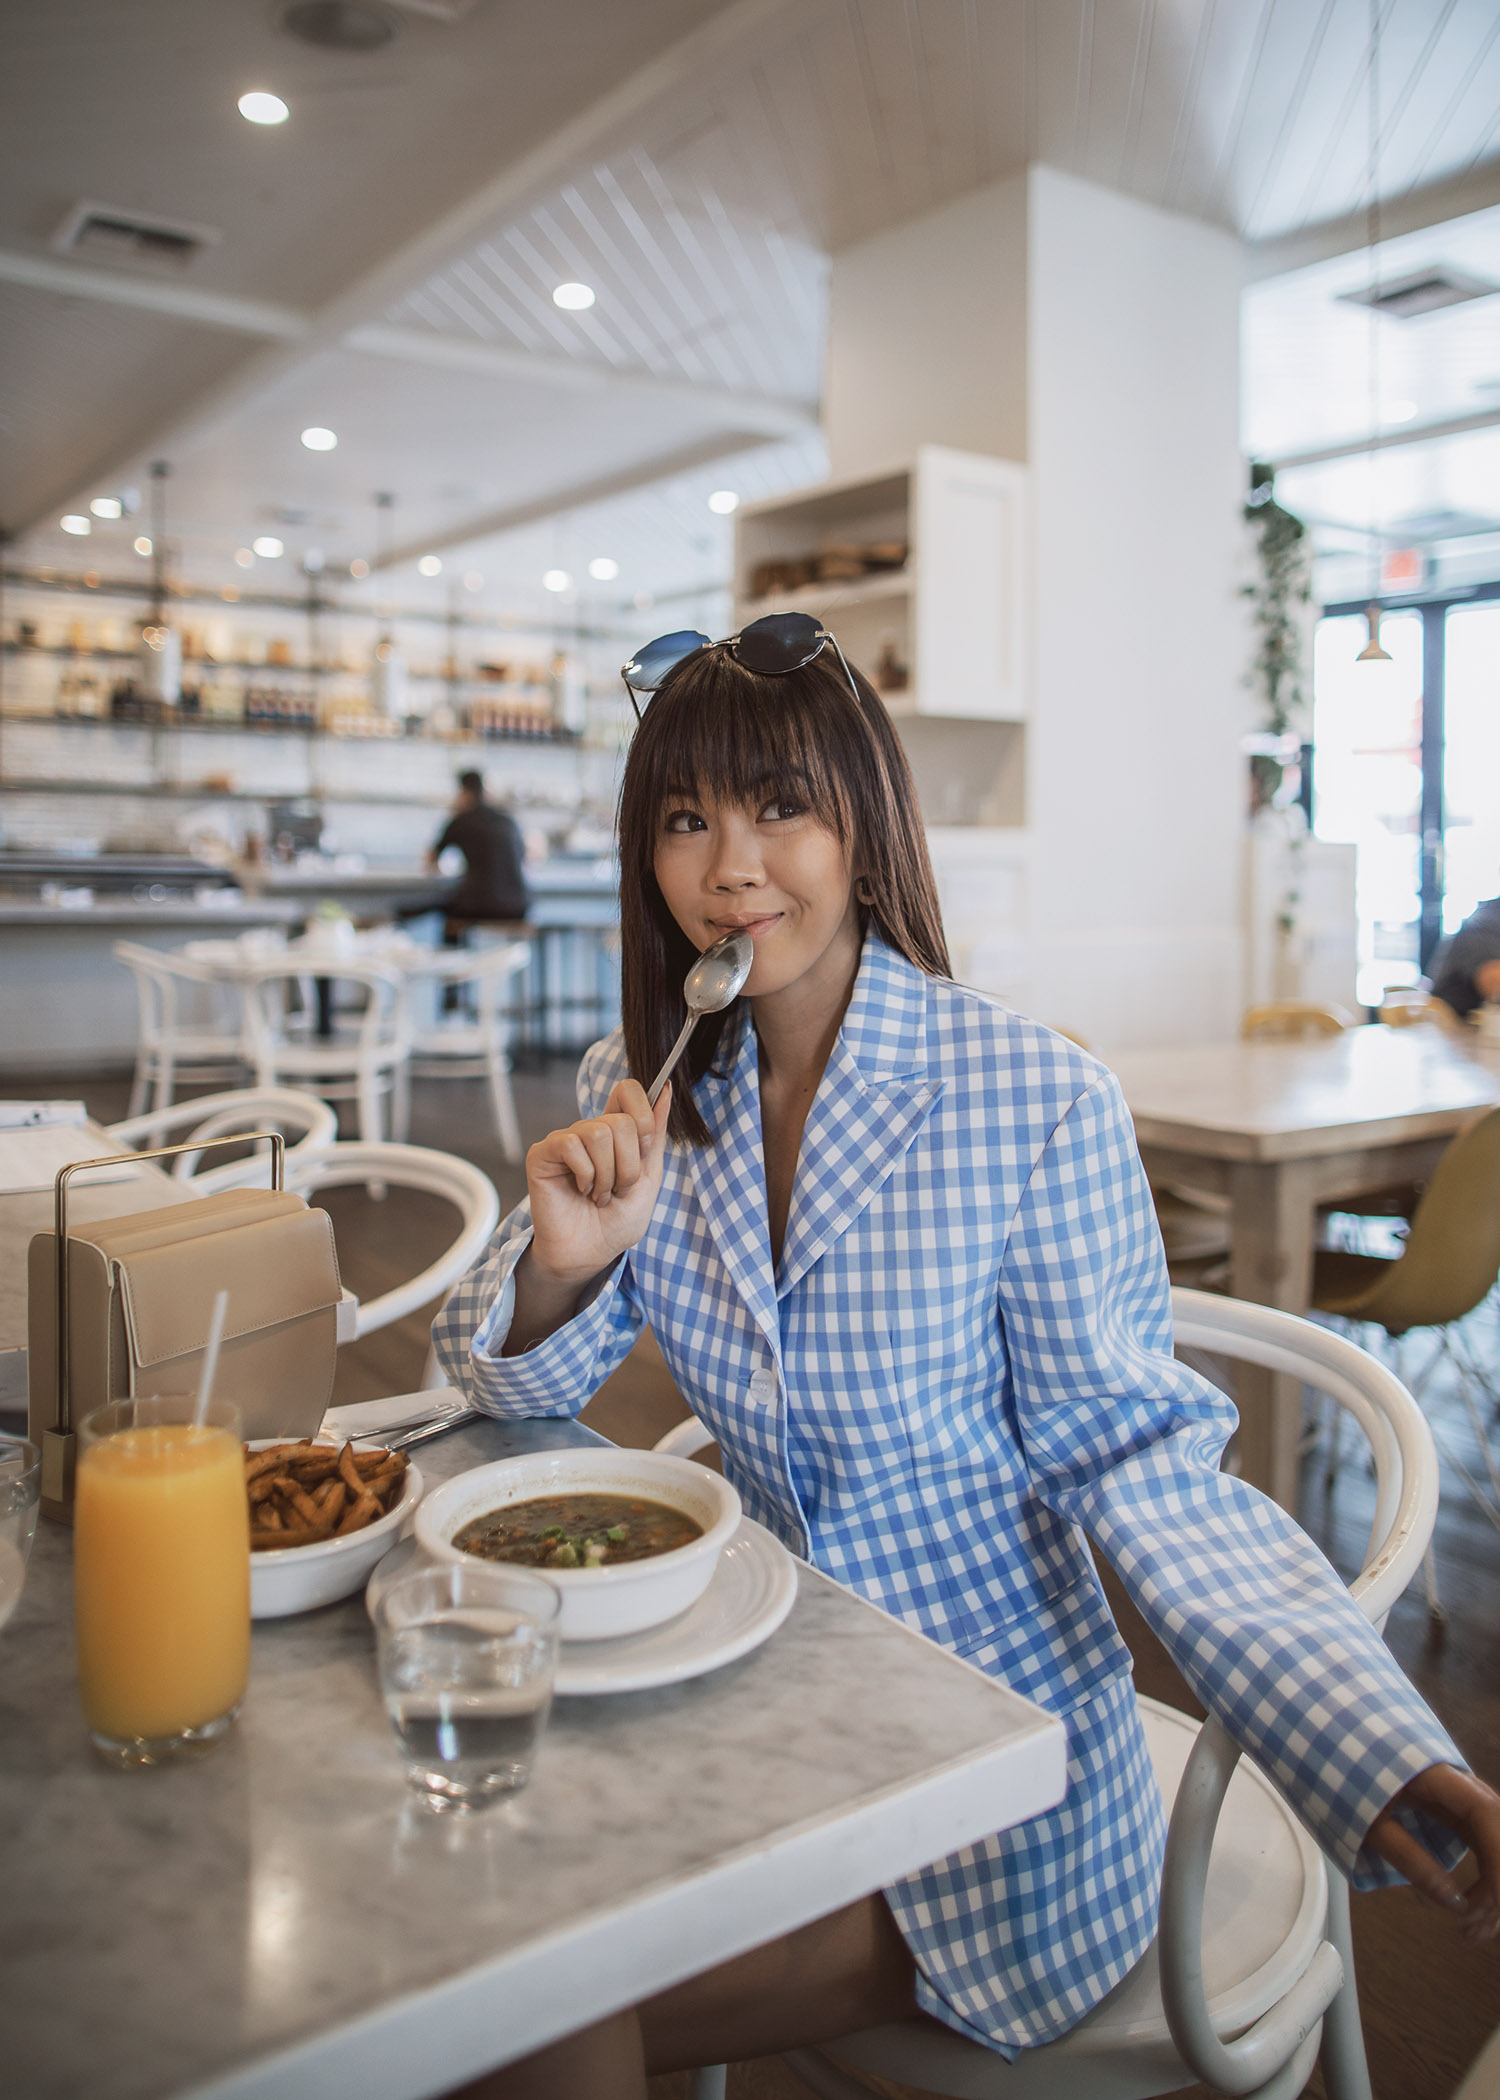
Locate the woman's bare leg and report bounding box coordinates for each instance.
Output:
[444,1894,917,2099]
[642,1893,917,2075]
[444,2007,645,2100]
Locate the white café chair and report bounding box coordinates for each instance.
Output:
[106,1086,337,1191]
[113,940,249,1116]
[283,1141,499,1342]
[392,940,530,1162]
[661,1290,1439,2100]
[240,960,410,1142]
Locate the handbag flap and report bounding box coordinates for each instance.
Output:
[117,1202,342,1369]
[71,1186,303,1259]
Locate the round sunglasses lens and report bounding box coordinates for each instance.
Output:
[732,611,825,676]
[621,630,711,693]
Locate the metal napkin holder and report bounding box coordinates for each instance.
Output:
[40,1130,285,1510]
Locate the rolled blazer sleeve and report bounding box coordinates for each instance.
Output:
[998,1070,1464,1890]
[431,1048,644,1416]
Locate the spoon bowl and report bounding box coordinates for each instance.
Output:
[647,931,755,1104]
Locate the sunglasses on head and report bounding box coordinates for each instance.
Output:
[620,610,861,722]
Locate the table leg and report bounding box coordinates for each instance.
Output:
[1225,1157,1320,1513]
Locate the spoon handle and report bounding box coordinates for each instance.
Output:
[647,1011,700,1106]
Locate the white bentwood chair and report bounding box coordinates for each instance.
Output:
[283,1141,499,1342]
[240,961,410,1143]
[393,940,530,1162]
[659,1290,1439,2100]
[113,940,249,1116]
[106,1087,337,1191]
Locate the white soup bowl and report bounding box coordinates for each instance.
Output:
[414,1447,740,1642]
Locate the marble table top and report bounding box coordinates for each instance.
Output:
[1,1413,1066,2100]
[1110,1024,1500,1162]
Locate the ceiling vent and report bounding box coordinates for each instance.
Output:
[280,2,398,51]
[1339,266,1500,320]
[51,200,220,274]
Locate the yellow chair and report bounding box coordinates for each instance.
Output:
[1376,990,1458,1031]
[1241,1000,1355,1040]
[1313,1106,1500,1601]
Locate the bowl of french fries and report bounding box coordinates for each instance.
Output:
[246,1438,423,1620]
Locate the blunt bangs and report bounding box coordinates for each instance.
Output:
[641,649,853,843]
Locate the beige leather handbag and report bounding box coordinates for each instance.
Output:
[28,1134,342,1520]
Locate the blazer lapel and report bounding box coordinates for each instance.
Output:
[776,940,943,1299]
[685,1007,782,1353]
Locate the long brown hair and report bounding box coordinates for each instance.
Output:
[618,644,950,1144]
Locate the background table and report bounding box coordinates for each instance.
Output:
[1112,1025,1500,1509]
[0,1120,197,1414]
[1,1412,1066,2100]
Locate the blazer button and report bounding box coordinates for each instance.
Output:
[746,1370,777,1405]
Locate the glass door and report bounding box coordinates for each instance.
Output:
[1441,602,1500,938]
[1311,608,1425,1008]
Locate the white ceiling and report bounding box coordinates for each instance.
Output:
[5,0,1500,607]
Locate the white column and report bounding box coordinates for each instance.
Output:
[826,166,1248,1051]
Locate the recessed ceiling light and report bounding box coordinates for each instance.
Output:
[463,571,484,592]
[239,91,290,125]
[1384,400,1418,424]
[542,568,572,592]
[587,556,619,581]
[89,496,122,519]
[280,1,396,54]
[252,536,284,558]
[552,282,595,311]
[235,547,255,568]
[60,515,90,535]
[418,554,443,576]
[707,489,740,514]
[349,557,370,579]
[134,536,152,557]
[300,425,338,451]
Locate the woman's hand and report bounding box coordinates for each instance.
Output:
[1365,1762,1500,1943]
[502,1080,670,1354]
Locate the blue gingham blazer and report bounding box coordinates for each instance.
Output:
[435,933,1462,2054]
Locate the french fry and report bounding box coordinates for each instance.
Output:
[337,1442,366,1500]
[245,1446,291,1482]
[279,1478,328,1529]
[337,1492,381,1536]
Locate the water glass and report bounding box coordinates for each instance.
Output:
[75,1395,249,1766]
[374,1563,560,1811]
[0,1435,41,1633]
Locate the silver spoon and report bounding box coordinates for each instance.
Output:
[647,930,755,1105]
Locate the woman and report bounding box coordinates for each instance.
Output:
[436,630,1499,2098]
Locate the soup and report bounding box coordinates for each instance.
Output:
[453,1492,703,1570]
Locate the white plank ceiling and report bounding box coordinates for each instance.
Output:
[4,0,1499,604]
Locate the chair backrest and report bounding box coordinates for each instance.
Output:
[242,960,408,1056]
[284,1141,499,1337]
[113,939,225,1033]
[409,939,530,1003]
[1156,1290,1436,2095]
[1241,1000,1355,1040]
[106,1087,338,1189]
[1377,990,1456,1031]
[1338,1105,1500,1335]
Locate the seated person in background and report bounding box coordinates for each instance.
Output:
[402,769,530,934]
[1428,894,1500,1021]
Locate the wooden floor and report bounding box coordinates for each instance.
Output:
[17,1065,1500,2099]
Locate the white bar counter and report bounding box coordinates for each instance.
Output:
[1,1413,1065,2100]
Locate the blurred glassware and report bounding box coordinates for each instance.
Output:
[0,1435,40,1632]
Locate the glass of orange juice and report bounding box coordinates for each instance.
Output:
[75,1395,249,1766]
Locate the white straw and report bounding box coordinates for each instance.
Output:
[193,1290,230,1430]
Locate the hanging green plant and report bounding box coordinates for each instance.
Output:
[1243,461,1312,812]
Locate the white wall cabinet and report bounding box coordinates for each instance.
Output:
[733,445,1028,722]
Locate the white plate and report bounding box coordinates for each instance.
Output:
[367,1518,798,1696]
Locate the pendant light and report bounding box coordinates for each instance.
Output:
[1356,0,1391,663]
